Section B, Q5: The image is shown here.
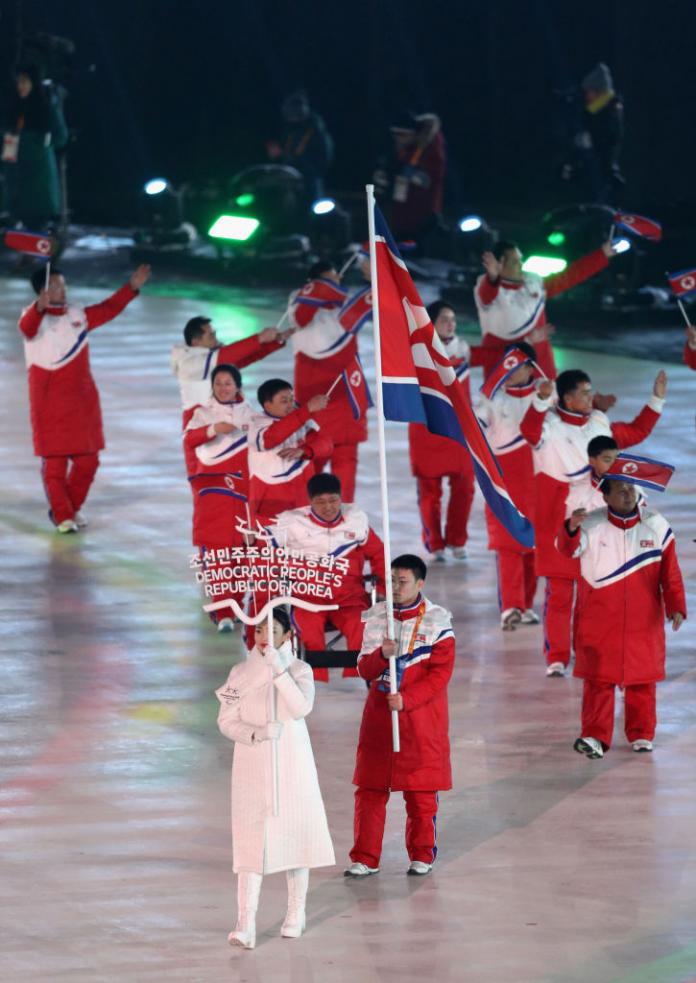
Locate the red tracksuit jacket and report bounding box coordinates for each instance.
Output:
[557,507,686,685]
[520,393,664,578]
[353,596,455,791]
[18,285,138,456]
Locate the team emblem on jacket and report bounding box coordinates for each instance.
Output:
[221,686,240,704]
[344,531,356,539]
[224,476,236,490]
[640,539,655,547]
[621,462,638,475]
[350,370,361,386]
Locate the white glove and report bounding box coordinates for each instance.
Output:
[262,645,285,676]
[254,721,283,743]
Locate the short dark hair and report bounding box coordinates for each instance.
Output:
[391,553,427,581]
[258,378,292,408]
[31,266,61,295]
[492,239,519,262]
[505,340,537,361]
[556,369,591,408]
[211,363,241,389]
[271,605,291,634]
[308,472,341,497]
[308,258,335,280]
[587,435,618,457]
[426,299,456,323]
[184,316,211,346]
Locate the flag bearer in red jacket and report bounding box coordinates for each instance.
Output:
[558,472,686,759]
[344,554,455,878]
[18,263,150,532]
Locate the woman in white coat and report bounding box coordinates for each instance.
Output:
[216,606,335,949]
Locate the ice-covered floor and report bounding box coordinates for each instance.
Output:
[1,274,695,983]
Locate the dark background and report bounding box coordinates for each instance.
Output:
[1,0,694,226]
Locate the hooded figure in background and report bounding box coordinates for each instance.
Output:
[575,62,625,204]
[267,89,334,202]
[376,111,447,242]
[2,64,68,228]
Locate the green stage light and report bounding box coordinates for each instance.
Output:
[208,215,260,241]
[522,255,567,277]
[547,231,566,246]
[235,193,255,207]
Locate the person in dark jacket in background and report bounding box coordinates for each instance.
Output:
[576,62,625,204]
[267,90,333,202]
[2,65,68,228]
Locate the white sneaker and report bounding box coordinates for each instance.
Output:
[451,547,467,560]
[344,862,379,877]
[73,510,88,528]
[546,661,566,677]
[407,860,432,876]
[217,618,234,633]
[574,736,604,759]
[281,906,306,938]
[519,609,540,625]
[228,909,256,949]
[56,519,78,534]
[501,608,522,631]
[632,739,653,753]
[433,550,446,562]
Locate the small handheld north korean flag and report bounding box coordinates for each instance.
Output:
[666,267,696,298]
[601,452,675,493]
[3,229,54,257]
[613,212,662,242]
[480,346,546,400]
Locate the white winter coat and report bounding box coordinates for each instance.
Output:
[216,641,335,874]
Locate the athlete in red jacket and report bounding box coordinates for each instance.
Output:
[474,240,614,379]
[171,315,286,477]
[268,471,386,681]
[184,364,255,632]
[408,301,475,560]
[559,479,685,759]
[520,368,666,676]
[345,554,455,878]
[289,259,372,501]
[18,263,150,532]
[684,324,696,370]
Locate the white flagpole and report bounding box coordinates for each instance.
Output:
[44,260,51,291]
[676,298,692,328]
[338,250,359,279]
[266,575,280,817]
[366,183,400,753]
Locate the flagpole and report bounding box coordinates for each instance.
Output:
[676,298,692,328]
[366,183,400,754]
[338,250,359,279]
[44,260,51,291]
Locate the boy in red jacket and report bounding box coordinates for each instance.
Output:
[345,554,455,878]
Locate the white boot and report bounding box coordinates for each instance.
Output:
[281,867,308,939]
[228,872,262,949]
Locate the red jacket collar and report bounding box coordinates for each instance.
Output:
[394,594,426,620]
[308,509,344,528]
[506,381,536,398]
[44,303,67,316]
[557,406,591,427]
[607,507,641,530]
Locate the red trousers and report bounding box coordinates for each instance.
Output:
[350,788,439,867]
[417,473,474,553]
[42,453,99,524]
[581,680,657,749]
[543,576,576,666]
[496,550,537,612]
[314,443,359,503]
[294,605,363,682]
